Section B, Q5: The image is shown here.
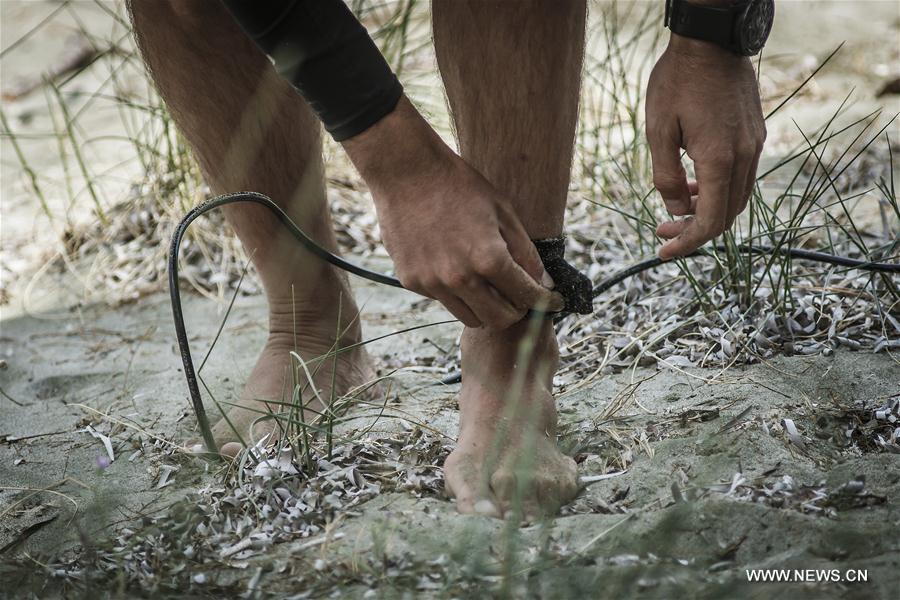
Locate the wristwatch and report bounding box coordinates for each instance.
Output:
[664,0,775,56]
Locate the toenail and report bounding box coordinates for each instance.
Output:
[473,500,498,515]
[503,510,518,521]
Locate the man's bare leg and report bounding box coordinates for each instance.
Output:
[433,0,586,517]
[128,1,375,456]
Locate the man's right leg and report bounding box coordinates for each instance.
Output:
[128,1,375,456]
[433,0,584,518]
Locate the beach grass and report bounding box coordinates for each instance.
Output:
[1,1,898,596]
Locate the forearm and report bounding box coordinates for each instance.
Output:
[340,96,453,197]
[220,0,402,142]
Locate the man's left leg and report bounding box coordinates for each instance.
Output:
[433,0,586,517]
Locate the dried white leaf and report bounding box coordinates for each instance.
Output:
[781,418,806,449]
[156,464,179,489]
[85,426,115,463]
[580,470,628,484]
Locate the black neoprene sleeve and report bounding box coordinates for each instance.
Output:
[220,0,403,141]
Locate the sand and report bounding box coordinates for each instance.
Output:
[2,1,899,598]
[2,261,898,597]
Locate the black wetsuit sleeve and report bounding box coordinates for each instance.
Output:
[220,0,403,142]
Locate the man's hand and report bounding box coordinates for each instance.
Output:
[342,96,563,329]
[645,32,766,259]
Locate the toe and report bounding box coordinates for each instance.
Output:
[536,456,580,513]
[472,499,502,517]
[518,495,546,523]
[489,470,520,515]
[450,480,502,517]
[445,452,503,517]
[219,441,243,458]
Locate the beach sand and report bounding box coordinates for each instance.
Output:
[2,1,898,597]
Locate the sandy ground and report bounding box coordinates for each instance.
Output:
[2,1,900,598]
[2,264,898,597]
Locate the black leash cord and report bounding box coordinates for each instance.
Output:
[169,191,899,453]
[590,244,900,298]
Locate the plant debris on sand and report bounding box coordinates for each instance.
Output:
[1,1,898,598]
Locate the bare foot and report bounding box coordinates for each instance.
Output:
[444,319,579,519]
[205,270,378,457]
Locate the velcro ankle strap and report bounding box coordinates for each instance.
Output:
[533,237,592,315]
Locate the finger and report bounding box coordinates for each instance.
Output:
[456,281,525,331]
[656,188,698,239]
[726,149,756,227]
[648,128,692,215]
[402,279,476,326]
[738,151,761,218]
[656,218,690,240]
[476,246,565,313]
[498,210,545,284]
[434,291,482,328]
[658,158,731,259]
[495,271,565,314]
[656,181,699,240]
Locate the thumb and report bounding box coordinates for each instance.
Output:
[648,129,692,216]
[499,209,547,285]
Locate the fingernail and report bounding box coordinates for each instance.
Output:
[541,270,555,289]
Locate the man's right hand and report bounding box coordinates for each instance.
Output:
[342,96,563,329]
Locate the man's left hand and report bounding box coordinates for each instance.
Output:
[645,33,766,259]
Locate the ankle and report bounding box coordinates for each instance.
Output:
[461,319,559,386]
[265,271,362,343]
[463,318,557,356]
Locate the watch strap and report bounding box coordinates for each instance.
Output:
[665,0,740,51]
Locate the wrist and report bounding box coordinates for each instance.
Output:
[341,96,453,198]
[666,31,750,64]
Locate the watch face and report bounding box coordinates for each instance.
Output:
[738,0,775,56]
